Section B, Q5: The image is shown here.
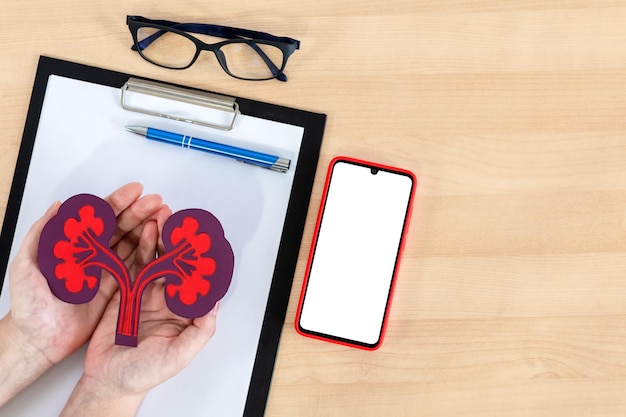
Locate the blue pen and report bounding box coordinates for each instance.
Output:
[125,126,290,173]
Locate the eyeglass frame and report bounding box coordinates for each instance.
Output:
[126,15,301,82]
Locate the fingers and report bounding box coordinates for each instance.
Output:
[107,185,164,266]
[80,183,164,302]
[105,182,144,251]
[104,182,161,248]
[136,221,158,267]
[104,182,143,216]
[114,204,171,273]
[129,220,158,279]
[109,194,163,251]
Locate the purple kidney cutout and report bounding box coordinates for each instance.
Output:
[38,194,234,347]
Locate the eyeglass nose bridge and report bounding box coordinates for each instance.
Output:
[189,41,229,74]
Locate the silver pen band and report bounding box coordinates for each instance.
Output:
[270,157,291,173]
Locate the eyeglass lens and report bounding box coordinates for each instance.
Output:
[137,27,285,80]
[137,28,197,68]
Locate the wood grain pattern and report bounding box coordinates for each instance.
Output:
[2,1,626,415]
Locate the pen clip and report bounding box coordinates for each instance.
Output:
[120,77,240,131]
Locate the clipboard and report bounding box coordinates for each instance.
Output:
[0,56,325,417]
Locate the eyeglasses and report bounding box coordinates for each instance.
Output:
[126,15,300,82]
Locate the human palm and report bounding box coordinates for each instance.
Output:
[82,219,218,397]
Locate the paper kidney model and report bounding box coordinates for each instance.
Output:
[38,194,124,304]
[38,194,234,347]
[160,209,234,318]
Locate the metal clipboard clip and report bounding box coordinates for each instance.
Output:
[121,77,240,131]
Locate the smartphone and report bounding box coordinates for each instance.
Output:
[296,157,416,350]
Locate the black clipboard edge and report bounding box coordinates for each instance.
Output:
[0,56,326,417]
[0,57,53,277]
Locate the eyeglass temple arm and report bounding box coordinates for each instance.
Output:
[130,17,298,44]
[132,32,163,51]
[181,23,299,45]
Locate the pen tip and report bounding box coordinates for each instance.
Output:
[125,126,147,136]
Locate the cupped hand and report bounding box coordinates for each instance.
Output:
[6,182,165,365]
[60,213,219,416]
[84,210,218,394]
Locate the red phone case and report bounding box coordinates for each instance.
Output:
[295,156,417,350]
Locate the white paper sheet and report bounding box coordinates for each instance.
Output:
[0,75,304,417]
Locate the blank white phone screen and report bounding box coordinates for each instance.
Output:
[298,160,414,347]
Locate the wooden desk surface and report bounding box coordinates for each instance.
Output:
[3,1,626,416]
